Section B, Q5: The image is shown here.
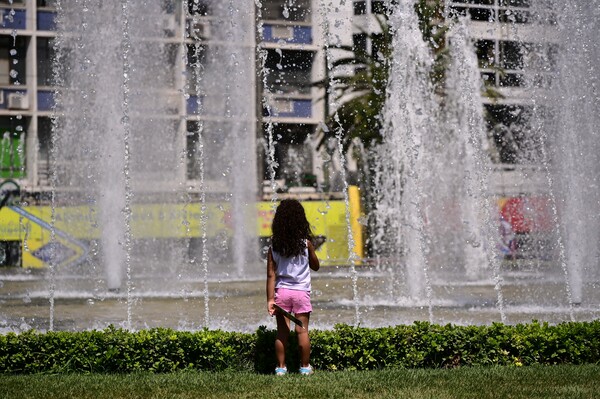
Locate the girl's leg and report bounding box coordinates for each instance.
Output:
[295,313,311,368]
[275,313,290,368]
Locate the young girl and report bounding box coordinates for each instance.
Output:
[266,199,320,375]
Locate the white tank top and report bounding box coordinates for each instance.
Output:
[272,240,311,291]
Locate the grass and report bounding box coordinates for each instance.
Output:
[1,365,599,399]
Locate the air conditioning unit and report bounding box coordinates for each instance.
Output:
[269,98,294,115]
[189,20,210,40]
[7,93,29,110]
[272,26,294,40]
[162,15,177,34]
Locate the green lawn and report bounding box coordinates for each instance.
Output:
[1,365,599,399]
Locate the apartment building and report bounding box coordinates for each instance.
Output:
[0,0,557,200]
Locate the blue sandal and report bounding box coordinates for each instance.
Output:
[299,365,314,375]
[275,366,287,376]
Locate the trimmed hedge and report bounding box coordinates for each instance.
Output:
[1,321,599,374]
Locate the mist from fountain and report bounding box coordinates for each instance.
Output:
[543,1,600,305]
[371,0,440,311]
[443,19,505,321]
[191,1,258,279]
[369,0,598,323]
[52,1,179,291]
[46,0,258,328]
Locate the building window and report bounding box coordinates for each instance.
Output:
[476,39,496,69]
[486,104,539,164]
[500,40,524,70]
[284,0,310,22]
[186,121,201,180]
[0,116,27,179]
[498,8,530,24]
[37,117,52,185]
[187,0,210,16]
[522,42,557,88]
[475,39,531,88]
[449,4,495,22]
[37,38,55,86]
[371,33,386,62]
[352,33,368,56]
[0,36,27,85]
[264,49,313,95]
[371,1,386,15]
[499,0,530,7]
[280,143,314,188]
[353,1,367,15]
[36,0,57,7]
[262,124,313,184]
[1,0,25,5]
[261,0,311,22]
[448,0,532,24]
[187,120,232,181]
[186,43,206,93]
[499,73,523,87]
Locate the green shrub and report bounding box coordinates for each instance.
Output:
[1,321,598,374]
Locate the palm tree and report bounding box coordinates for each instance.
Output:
[315,17,392,151]
[314,16,391,153]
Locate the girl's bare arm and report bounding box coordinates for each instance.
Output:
[307,240,320,271]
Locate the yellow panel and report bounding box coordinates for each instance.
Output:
[1,188,366,268]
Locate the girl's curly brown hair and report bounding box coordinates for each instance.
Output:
[271,199,313,257]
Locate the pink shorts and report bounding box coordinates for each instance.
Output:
[275,288,312,314]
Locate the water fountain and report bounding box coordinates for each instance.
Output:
[542,2,600,306]
[0,0,599,333]
[366,0,598,325]
[2,0,259,331]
